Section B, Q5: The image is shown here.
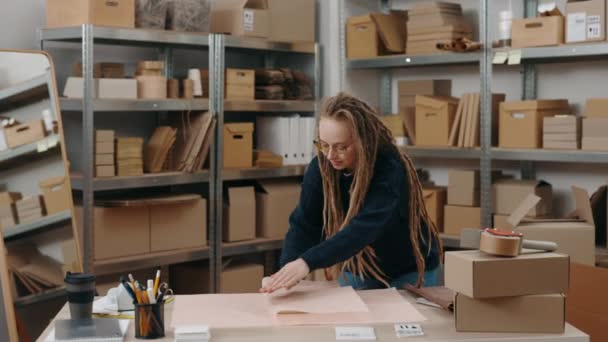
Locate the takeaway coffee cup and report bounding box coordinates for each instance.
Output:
[64,272,96,320]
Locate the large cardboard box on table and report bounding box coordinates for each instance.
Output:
[256,180,300,238]
[150,196,208,252]
[346,12,407,59]
[445,250,569,298]
[211,0,269,38]
[582,118,608,151]
[398,80,451,144]
[223,186,256,242]
[443,205,481,237]
[493,179,553,217]
[566,0,605,44]
[567,263,608,342]
[267,0,315,42]
[499,99,570,149]
[511,15,565,48]
[415,95,459,146]
[47,0,135,28]
[173,262,264,294]
[455,293,565,333]
[422,186,446,232]
[223,122,254,168]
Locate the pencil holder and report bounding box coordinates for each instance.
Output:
[134,302,165,339]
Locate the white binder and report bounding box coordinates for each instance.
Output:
[256,116,290,165]
[288,115,301,165]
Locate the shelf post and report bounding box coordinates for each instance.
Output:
[479,0,493,228]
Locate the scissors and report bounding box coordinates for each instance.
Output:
[156,282,174,303]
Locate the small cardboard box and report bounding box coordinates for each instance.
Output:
[455,293,565,333]
[543,115,580,149]
[447,170,505,207]
[499,99,570,148]
[225,69,255,100]
[415,95,459,146]
[47,0,135,28]
[98,79,137,99]
[256,180,300,238]
[443,205,481,237]
[268,0,315,42]
[150,196,208,252]
[512,15,565,48]
[0,192,22,207]
[423,187,447,232]
[223,186,256,242]
[96,142,114,155]
[211,0,270,38]
[582,118,608,151]
[95,130,115,143]
[566,263,608,342]
[136,75,167,99]
[39,176,71,215]
[493,179,553,217]
[398,80,451,144]
[223,122,254,169]
[566,0,605,43]
[5,120,46,149]
[584,98,608,118]
[95,165,115,178]
[95,154,115,166]
[380,115,405,138]
[346,12,407,59]
[445,250,569,298]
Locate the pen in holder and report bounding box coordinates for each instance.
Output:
[134,302,165,339]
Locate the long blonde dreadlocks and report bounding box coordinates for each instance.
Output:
[319,92,443,288]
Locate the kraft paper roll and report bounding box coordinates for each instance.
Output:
[168,79,179,99]
[479,231,522,257]
[183,79,194,99]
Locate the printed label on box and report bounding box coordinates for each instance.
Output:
[568,12,587,42]
[587,15,601,39]
[243,9,255,32]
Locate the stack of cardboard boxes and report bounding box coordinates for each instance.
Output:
[15,196,45,224]
[95,130,115,178]
[543,115,580,150]
[406,2,472,55]
[0,192,21,230]
[446,249,569,333]
[444,170,482,237]
[346,12,407,59]
[116,137,144,177]
[582,98,608,151]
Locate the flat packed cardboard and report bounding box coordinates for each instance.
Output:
[225,69,255,100]
[267,0,315,42]
[566,0,605,43]
[95,130,115,143]
[150,197,207,252]
[256,180,300,238]
[512,16,564,48]
[96,142,114,155]
[95,165,115,178]
[211,0,269,38]
[567,263,608,342]
[39,176,70,215]
[544,115,580,132]
[582,137,608,151]
[493,179,552,217]
[585,98,608,118]
[346,12,407,59]
[223,123,254,168]
[47,0,135,28]
[444,250,569,298]
[95,154,114,166]
[455,293,565,333]
[398,80,451,143]
[415,95,459,146]
[582,118,608,151]
[223,186,256,242]
[173,262,264,294]
[443,205,481,237]
[499,99,570,148]
[5,120,46,148]
[423,187,447,232]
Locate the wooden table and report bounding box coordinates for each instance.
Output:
[38,292,588,342]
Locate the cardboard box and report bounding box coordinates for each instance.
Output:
[446,170,505,207]
[499,100,570,148]
[223,186,256,242]
[96,142,114,155]
[567,263,608,342]
[398,80,451,143]
[5,120,46,149]
[95,154,115,166]
[95,165,115,178]
[512,15,565,48]
[256,180,300,238]
[380,115,405,137]
[39,176,71,215]
[445,250,569,298]
[0,192,22,207]
[455,293,565,333]
[150,196,208,252]
[63,77,99,98]
[582,137,608,151]
[225,69,254,100]
[415,95,459,146]
[95,130,115,143]
[268,0,315,42]
[443,205,481,237]
[223,122,253,168]
[543,115,580,149]
[423,187,446,232]
[211,0,270,38]
[173,262,264,294]
[346,12,407,59]
[47,0,135,28]
[566,0,605,43]
[585,98,608,118]
[136,75,167,99]
[582,118,608,151]
[75,205,150,260]
[98,79,137,99]
[493,179,552,217]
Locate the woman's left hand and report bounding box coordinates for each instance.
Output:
[261,258,310,293]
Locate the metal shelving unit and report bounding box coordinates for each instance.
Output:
[70,171,210,191]
[347,53,481,69]
[0,135,60,166]
[3,210,71,240]
[223,165,307,181]
[0,74,49,105]
[60,98,210,112]
[13,286,66,308]
[403,146,481,160]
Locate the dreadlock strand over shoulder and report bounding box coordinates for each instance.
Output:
[318,92,443,287]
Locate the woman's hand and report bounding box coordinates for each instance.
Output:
[260,258,310,293]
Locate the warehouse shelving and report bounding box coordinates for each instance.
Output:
[223,165,307,181]
[0,74,49,105]
[501,42,608,64]
[403,146,481,160]
[60,98,210,112]
[224,100,315,112]
[3,210,71,240]
[347,52,481,69]
[13,286,66,308]
[0,134,60,166]
[70,171,210,191]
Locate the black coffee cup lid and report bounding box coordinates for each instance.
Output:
[64,272,95,285]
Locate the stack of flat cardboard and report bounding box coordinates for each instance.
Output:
[15,196,46,224]
[406,2,472,55]
[95,130,115,178]
[7,243,64,298]
[170,112,215,173]
[116,137,144,177]
[445,250,569,333]
[582,98,608,151]
[0,192,22,230]
[448,93,505,148]
[144,126,177,173]
[543,115,580,149]
[253,150,283,168]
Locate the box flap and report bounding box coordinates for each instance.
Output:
[225,123,254,135]
[370,11,406,53]
[501,100,570,112]
[507,194,542,228]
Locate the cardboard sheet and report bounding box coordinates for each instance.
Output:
[269,284,368,315]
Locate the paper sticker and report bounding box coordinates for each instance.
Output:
[587,15,601,39]
[335,327,376,340]
[48,135,59,148]
[243,9,255,32]
[507,50,521,65]
[567,12,586,42]
[492,51,508,64]
[395,323,424,338]
[37,140,48,153]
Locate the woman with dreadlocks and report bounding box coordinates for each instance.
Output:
[261,92,442,293]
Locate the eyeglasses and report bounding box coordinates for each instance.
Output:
[313,140,352,156]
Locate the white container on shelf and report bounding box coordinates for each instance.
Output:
[498,10,513,46]
[188,68,203,97]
